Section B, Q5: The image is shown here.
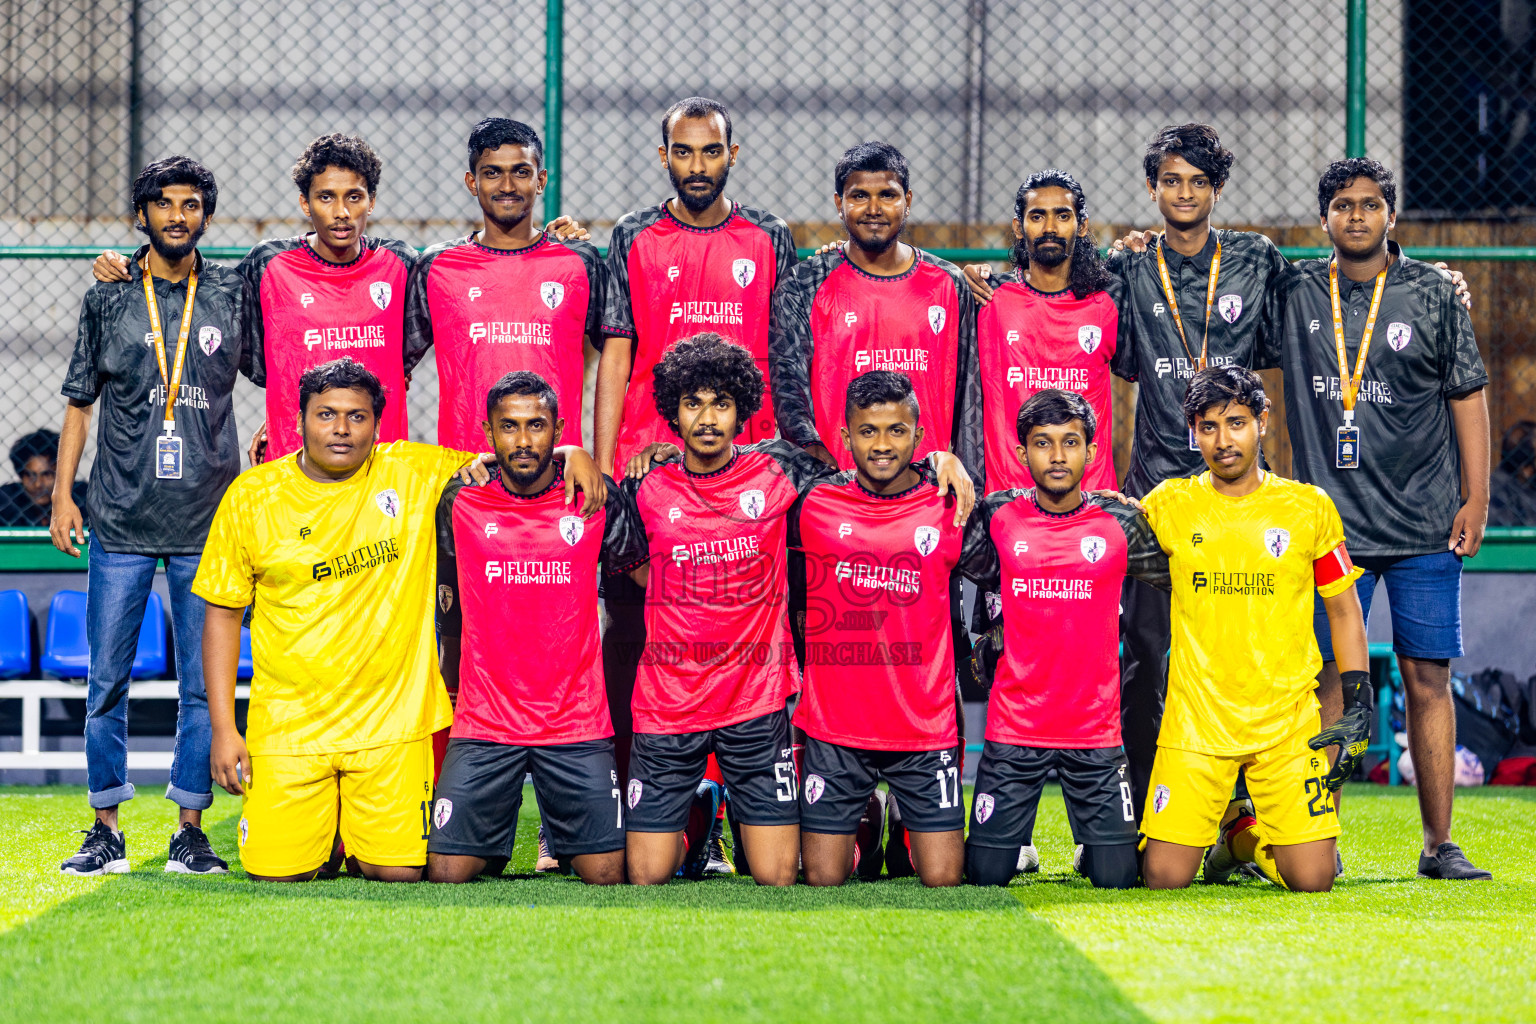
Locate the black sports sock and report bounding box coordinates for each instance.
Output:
[964,844,1018,886]
[1080,843,1140,889]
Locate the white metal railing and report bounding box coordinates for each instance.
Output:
[0,680,250,770]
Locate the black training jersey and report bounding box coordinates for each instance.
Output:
[1108,229,1291,497]
[1278,244,1488,559]
[62,247,251,554]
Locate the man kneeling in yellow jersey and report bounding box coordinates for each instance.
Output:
[195,358,605,881]
[1139,366,1369,893]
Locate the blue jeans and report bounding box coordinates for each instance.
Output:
[84,535,212,810]
[1313,549,1464,662]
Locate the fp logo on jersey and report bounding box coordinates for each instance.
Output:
[558,515,584,546]
[540,281,564,310]
[739,489,765,520]
[1007,367,1024,385]
[668,507,682,523]
[433,798,453,829]
[1078,324,1102,354]
[732,258,755,288]
[627,779,644,808]
[927,305,946,334]
[1387,321,1412,351]
[1218,293,1243,323]
[369,281,391,310]
[974,793,995,824]
[804,774,826,805]
[1080,535,1106,563]
[838,523,853,538]
[1264,527,1291,558]
[375,489,400,518]
[467,286,482,301]
[198,325,222,356]
[913,525,941,556]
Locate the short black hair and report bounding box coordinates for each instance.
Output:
[1317,157,1397,218]
[292,134,382,198]
[835,141,910,195]
[486,370,558,421]
[131,156,218,221]
[467,118,543,172]
[661,97,732,148]
[845,370,919,422]
[9,429,59,475]
[1182,365,1268,425]
[651,333,763,430]
[1143,124,1235,189]
[1015,389,1096,445]
[298,357,386,418]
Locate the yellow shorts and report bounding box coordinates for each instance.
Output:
[237,737,434,876]
[1141,717,1341,848]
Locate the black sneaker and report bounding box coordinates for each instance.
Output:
[166,823,228,874]
[60,821,129,876]
[1417,842,1492,881]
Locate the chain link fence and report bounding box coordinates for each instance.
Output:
[2,0,1533,522]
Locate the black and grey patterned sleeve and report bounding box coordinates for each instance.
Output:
[435,480,465,639]
[1436,273,1489,397]
[569,240,608,341]
[768,257,829,449]
[952,280,985,489]
[956,491,1007,588]
[599,218,638,344]
[1254,233,1298,372]
[62,286,106,401]
[403,243,444,374]
[602,475,651,574]
[1104,250,1139,382]
[758,438,842,493]
[1091,494,1171,591]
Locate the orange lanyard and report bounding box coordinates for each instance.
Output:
[1327,259,1387,423]
[141,260,198,433]
[1155,235,1221,371]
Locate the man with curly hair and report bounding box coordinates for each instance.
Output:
[609,334,973,885]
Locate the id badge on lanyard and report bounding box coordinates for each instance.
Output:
[142,261,198,480]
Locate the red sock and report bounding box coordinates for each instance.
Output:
[704,753,725,785]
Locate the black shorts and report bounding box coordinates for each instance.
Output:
[427,738,625,859]
[966,741,1137,848]
[627,707,798,831]
[800,735,965,834]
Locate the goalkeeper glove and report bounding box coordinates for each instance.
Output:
[970,622,1003,693]
[1307,669,1373,792]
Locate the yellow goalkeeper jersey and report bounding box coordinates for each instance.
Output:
[193,441,476,755]
[1141,471,1363,756]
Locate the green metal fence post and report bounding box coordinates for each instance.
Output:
[1346,0,1367,157]
[543,0,564,224]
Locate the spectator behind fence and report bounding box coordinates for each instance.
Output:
[0,429,86,528]
[1488,420,1536,526]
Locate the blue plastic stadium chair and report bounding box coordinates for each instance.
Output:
[0,589,32,678]
[41,590,89,679]
[238,627,253,680]
[131,592,168,679]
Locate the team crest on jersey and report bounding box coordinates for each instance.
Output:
[1387,322,1412,351]
[1218,293,1243,323]
[974,793,995,823]
[369,281,392,310]
[627,779,644,808]
[198,325,222,356]
[433,798,453,829]
[731,258,756,288]
[558,515,584,546]
[375,489,401,518]
[1078,324,1102,354]
[1080,535,1107,563]
[985,590,1002,620]
[1153,784,1170,813]
[540,281,564,310]
[927,305,946,334]
[239,817,248,846]
[437,585,454,613]
[804,774,826,805]
[739,489,766,520]
[1264,527,1291,558]
[914,525,941,556]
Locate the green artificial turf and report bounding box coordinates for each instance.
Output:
[1,784,1532,1023]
